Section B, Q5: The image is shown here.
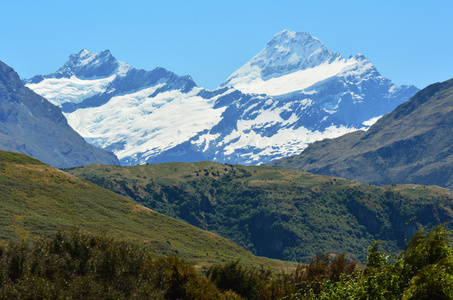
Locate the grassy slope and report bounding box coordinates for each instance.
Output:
[0,151,294,271]
[66,161,453,262]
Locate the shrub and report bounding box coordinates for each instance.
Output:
[0,229,240,299]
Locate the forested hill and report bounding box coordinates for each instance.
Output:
[66,161,453,262]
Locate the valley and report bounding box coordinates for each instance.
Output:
[0,150,292,271]
[0,21,451,297]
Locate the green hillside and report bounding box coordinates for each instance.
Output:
[66,161,453,262]
[0,150,292,270]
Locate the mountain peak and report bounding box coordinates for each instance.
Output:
[252,30,342,80]
[222,30,343,89]
[0,60,120,168]
[56,49,124,79]
[268,30,314,45]
[0,60,23,92]
[352,53,367,61]
[268,29,299,42]
[77,48,91,55]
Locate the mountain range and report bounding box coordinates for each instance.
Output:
[0,60,119,168]
[25,30,418,166]
[270,78,453,190]
[1,27,453,269]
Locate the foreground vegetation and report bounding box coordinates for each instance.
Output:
[0,230,241,299]
[67,161,453,261]
[285,225,453,299]
[1,225,452,299]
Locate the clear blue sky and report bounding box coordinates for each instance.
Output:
[1,0,452,90]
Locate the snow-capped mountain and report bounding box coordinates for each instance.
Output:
[224,30,342,87]
[222,30,419,124]
[25,49,196,113]
[25,31,418,165]
[25,49,223,164]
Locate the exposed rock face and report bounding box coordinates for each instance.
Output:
[0,60,119,168]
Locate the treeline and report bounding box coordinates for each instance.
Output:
[1,225,452,299]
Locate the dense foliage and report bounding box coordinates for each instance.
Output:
[67,161,453,262]
[2,226,451,299]
[284,225,453,299]
[0,230,240,299]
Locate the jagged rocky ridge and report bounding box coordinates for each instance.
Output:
[25,31,418,165]
[0,60,119,168]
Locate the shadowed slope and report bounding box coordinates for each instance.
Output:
[67,161,453,262]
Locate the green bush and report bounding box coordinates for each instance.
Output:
[207,260,267,299]
[0,229,240,299]
[285,225,453,299]
[2,225,453,299]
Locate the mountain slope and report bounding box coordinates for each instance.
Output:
[0,60,119,168]
[222,30,419,124]
[270,78,453,189]
[66,161,453,262]
[0,150,291,269]
[149,88,355,165]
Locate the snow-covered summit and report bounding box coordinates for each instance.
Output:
[222,30,342,89]
[25,49,132,84]
[25,49,197,111]
[256,30,342,79]
[56,48,131,79]
[222,30,418,124]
